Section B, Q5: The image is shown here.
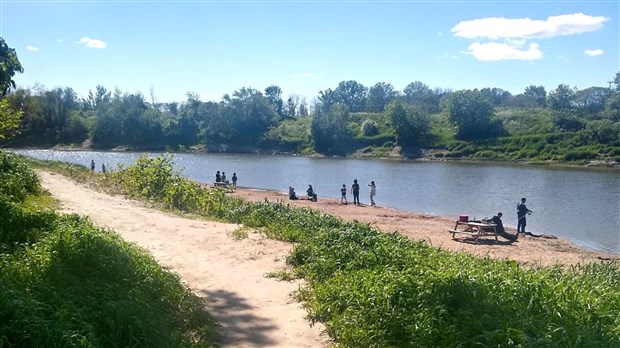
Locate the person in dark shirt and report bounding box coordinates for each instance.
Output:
[351,179,360,205]
[215,171,221,183]
[486,212,517,242]
[491,212,506,234]
[306,185,317,202]
[232,173,237,187]
[517,197,533,233]
[289,186,298,200]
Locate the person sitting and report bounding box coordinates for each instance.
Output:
[485,212,517,241]
[490,212,506,234]
[215,171,221,183]
[306,185,317,202]
[288,186,298,200]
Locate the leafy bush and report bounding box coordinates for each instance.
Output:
[0,151,41,202]
[563,149,599,161]
[361,120,379,136]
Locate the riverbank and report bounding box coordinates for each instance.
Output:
[230,186,618,268]
[11,145,620,169]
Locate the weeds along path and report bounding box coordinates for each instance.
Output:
[38,171,328,348]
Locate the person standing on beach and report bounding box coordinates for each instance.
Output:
[232,173,237,188]
[351,179,360,205]
[90,160,95,172]
[368,181,376,206]
[101,163,106,173]
[340,184,348,204]
[517,197,533,233]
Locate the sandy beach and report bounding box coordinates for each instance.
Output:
[38,171,617,348]
[231,187,618,268]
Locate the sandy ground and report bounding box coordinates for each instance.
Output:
[38,172,618,347]
[231,187,618,268]
[39,172,328,348]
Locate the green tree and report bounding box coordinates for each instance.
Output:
[264,85,284,117]
[0,38,24,96]
[403,81,440,113]
[603,72,620,121]
[385,99,430,146]
[547,84,576,111]
[441,89,497,140]
[0,98,23,140]
[366,82,398,112]
[523,85,547,107]
[311,103,352,155]
[317,88,339,110]
[216,87,278,145]
[334,80,368,112]
[585,119,620,144]
[480,87,512,106]
[574,86,612,116]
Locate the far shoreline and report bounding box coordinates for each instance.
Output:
[7,145,620,170]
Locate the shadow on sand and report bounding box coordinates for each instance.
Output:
[199,288,280,347]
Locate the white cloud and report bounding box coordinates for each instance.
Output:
[452,13,608,40]
[451,13,607,61]
[57,39,63,43]
[584,49,604,56]
[292,72,314,79]
[465,42,543,61]
[78,37,106,49]
[26,46,39,51]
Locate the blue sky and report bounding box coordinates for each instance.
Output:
[2,0,618,103]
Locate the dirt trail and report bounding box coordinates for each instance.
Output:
[39,171,328,348]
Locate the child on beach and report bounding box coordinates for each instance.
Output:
[340,184,348,204]
[369,181,376,206]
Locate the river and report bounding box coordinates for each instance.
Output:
[10,149,620,255]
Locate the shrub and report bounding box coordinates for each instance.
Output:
[361,120,379,136]
[563,149,598,161]
[0,151,41,202]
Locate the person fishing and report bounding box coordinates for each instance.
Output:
[517,197,533,234]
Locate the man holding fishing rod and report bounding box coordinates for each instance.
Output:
[517,197,533,234]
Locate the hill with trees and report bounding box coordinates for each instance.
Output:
[1,37,619,165]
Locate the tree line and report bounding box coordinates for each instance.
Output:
[1,37,619,158]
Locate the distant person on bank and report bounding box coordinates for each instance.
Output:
[351,179,360,205]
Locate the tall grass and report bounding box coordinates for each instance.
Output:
[31,154,620,347]
[1,152,217,347]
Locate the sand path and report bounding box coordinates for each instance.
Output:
[39,171,328,348]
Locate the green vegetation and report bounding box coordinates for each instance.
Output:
[0,151,217,347]
[2,53,618,165]
[39,154,620,347]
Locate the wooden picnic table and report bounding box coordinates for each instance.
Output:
[212,182,234,192]
[448,220,498,244]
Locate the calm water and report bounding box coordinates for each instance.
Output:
[10,149,620,255]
